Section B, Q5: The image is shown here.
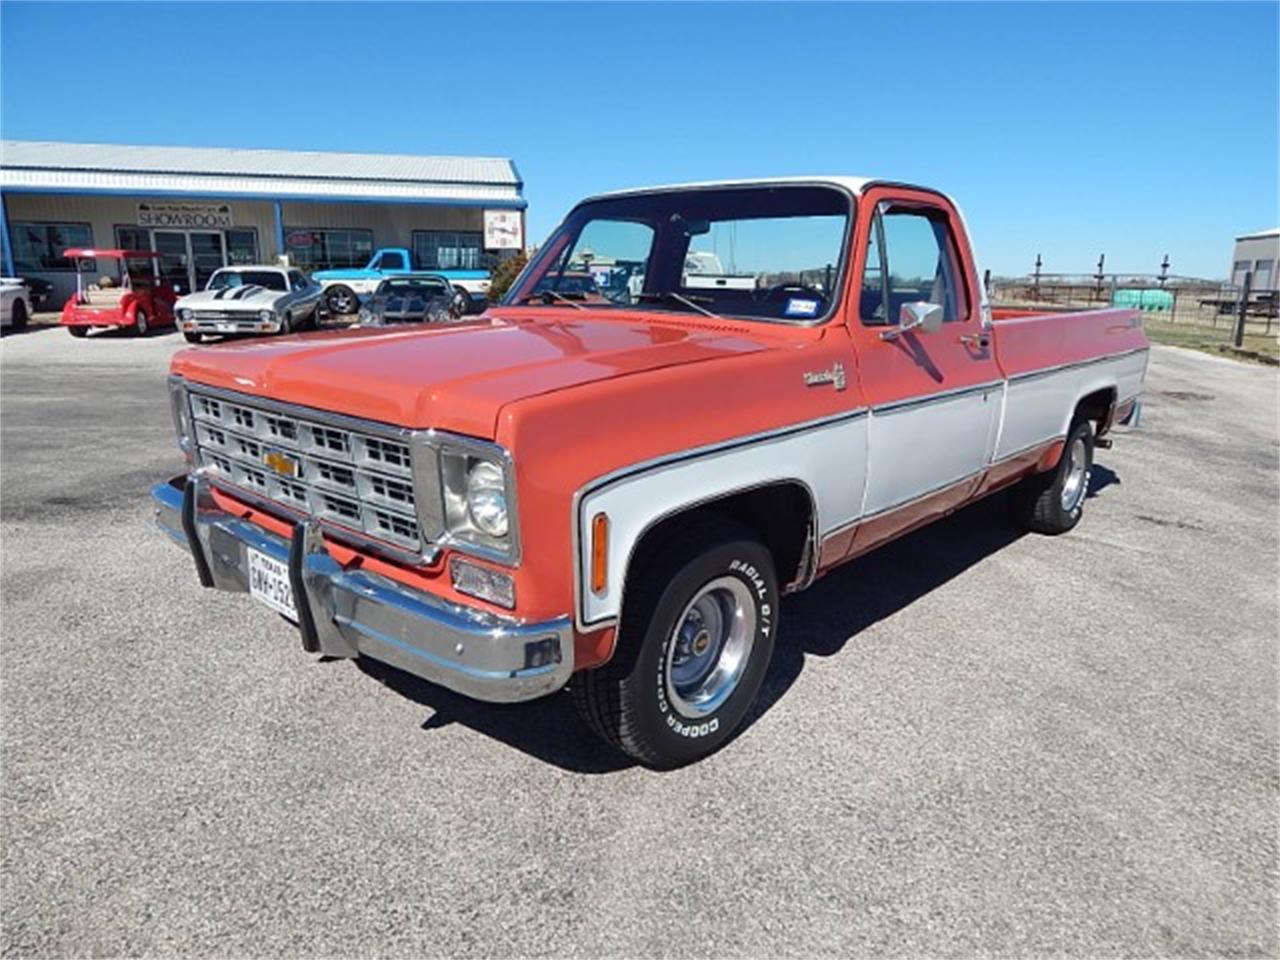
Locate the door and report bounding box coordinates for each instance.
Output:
[152,231,227,294]
[848,187,1002,537]
[189,232,225,291]
[153,231,192,295]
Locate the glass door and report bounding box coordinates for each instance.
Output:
[153,231,192,295]
[189,232,226,291]
[150,231,228,293]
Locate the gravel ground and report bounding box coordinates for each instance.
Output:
[1,325,1276,958]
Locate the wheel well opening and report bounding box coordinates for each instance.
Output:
[629,483,814,593]
[1075,387,1117,433]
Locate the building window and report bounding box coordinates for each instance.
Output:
[413,231,483,270]
[284,228,373,271]
[11,222,94,272]
[225,229,259,265]
[1252,259,1275,292]
[115,226,150,251]
[1232,260,1251,287]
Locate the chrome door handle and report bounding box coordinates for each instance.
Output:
[959,333,991,348]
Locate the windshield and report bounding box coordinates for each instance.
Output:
[378,279,448,297]
[508,185,851,323]
[208,270,287,292]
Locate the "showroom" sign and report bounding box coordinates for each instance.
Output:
[137,202,234,229]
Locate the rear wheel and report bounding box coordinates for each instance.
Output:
[1014,417,1094,534]
[68,326,87,339]
[134,310,149,336]
[572,518,778,769]
[325,285,358,315]
[11,300,27,330]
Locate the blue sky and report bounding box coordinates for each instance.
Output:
[1,1,1275,278]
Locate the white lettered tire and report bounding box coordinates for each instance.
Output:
[572,517,778,768]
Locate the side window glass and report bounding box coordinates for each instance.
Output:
[379,252,405,271]
[859,214,887,324]
[879,209,969,323]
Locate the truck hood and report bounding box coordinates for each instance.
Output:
[170,310,776,437]
[177,286,287,311]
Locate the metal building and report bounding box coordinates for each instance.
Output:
[1231,228,1279,292]
[0,140,525,302]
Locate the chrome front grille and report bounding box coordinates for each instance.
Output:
[189,389,425,552]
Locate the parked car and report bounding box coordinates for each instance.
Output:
[358,276,463,325]
[59,249,175,338]
[175,266,323,343]
[20,276,52,311]
[152,176,1148,768]
[313,247,485,316]
[0,278,32,331]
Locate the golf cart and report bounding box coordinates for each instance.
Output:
[59,249,176,338]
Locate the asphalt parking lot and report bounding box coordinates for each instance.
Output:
[1,325,1276,957]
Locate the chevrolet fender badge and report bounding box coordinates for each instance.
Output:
[804,362,846,391]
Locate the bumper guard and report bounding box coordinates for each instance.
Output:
[152,475,572,703]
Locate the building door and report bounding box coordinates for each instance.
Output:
[152,230,227,294]
[189,232,225,291]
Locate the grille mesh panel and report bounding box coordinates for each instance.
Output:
[190,389,422,551]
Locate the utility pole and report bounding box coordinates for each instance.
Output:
[1094,253,1106,302]
[1033,254,1042,300]
[1234,270,1252,348]
[1158,254,1170,287]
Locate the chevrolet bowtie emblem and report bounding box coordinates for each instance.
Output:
[804,362,846,391]
[263,450,300,477]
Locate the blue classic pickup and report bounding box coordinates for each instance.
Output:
[312,247,490,316]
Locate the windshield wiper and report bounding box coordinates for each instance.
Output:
[515,289,586,310]
[635,291,723,321]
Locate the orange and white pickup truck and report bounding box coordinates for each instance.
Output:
[153,177,1147,767]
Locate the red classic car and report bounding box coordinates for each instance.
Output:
[60,249,177,338]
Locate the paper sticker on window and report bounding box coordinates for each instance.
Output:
[784,298,820,317]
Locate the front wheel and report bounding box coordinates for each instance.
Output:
[572,519,778,769]
[279,311,294,335]
[325,285,358,315]
[67,326,87,339]
[11,300,28,330]
[182,330,202,344]
[1014,417,1094,534]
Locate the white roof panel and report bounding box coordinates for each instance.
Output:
[0,140,523,206]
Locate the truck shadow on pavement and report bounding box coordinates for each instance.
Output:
[356,466,1121,774]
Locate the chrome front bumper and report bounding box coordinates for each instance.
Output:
[151,475,572,703]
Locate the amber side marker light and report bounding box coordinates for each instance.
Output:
[591,513,610,595]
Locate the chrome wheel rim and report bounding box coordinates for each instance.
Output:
[664,576,756,719]
[1060,436,1089,512]
[330,290,353,313]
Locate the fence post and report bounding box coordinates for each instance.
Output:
[1234,270,1252,348]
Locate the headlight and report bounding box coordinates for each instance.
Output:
[178,308,192,321]
[437,444,516,560]
[466,461,508,537]
[258,309,274,323]
[167,378,192,460]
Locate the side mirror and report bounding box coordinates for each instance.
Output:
[882,301,944,340]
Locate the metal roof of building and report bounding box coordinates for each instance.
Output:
[1235,228,1280,241]
[0,140,524,207]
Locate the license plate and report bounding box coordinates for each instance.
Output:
[247,547,298,621]
[216,322,237,332]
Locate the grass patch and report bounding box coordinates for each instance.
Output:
[1142,319,1278,364]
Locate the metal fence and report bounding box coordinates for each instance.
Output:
[990,270,1276,336]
